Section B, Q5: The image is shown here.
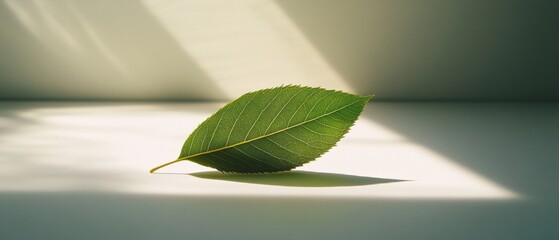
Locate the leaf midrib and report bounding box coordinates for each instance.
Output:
[177,98,363,161]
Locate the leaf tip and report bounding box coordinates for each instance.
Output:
[360,94,374,103]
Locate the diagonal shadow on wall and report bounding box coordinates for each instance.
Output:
[273,0,559,101]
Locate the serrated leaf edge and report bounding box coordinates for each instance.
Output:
[149,85,372,173]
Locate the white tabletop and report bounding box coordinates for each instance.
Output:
[0,102,557,239]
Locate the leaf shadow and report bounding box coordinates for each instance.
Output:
[181,170,408,187]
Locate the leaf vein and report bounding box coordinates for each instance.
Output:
[207,103,231,151]
[305,91,333,121]
[313,120,345,131]
[225,92,257,146]
[264,88,304,134]
[233,146,281,169]
[244,88,287,141]
[220,150,251,166]
[266,137,313,158]
[334,111,353,121]
[287,90,317,126]
[248,142,298,165]
[301,125,339,137]
[283,131,323,149]
[186,126,201,155]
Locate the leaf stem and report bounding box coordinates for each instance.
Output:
[149,159,182,173]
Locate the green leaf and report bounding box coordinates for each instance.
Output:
[150,86,372,173]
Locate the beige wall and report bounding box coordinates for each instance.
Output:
[0,0,557,101]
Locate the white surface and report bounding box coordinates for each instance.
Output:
[0,102,514,199]
[0,102,557,240]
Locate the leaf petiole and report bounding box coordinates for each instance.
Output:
[149,159,183,173]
